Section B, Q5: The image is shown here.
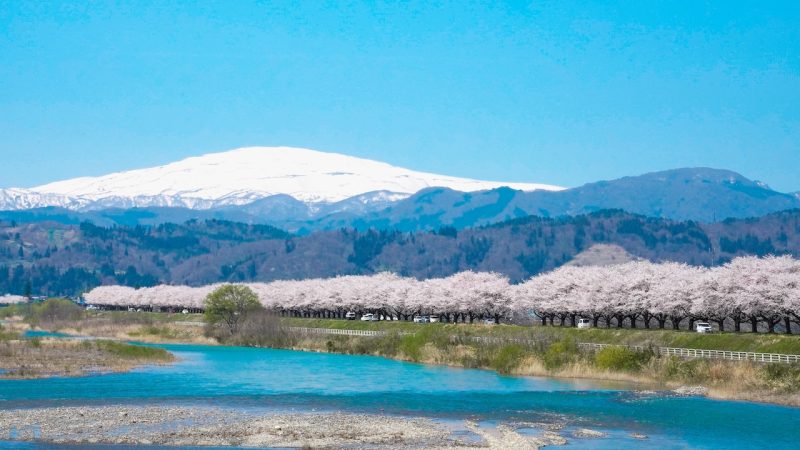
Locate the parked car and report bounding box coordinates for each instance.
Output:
[413,315,429,323]
[577,318,592,329]
[429,315,439,323]
[182,309,189,314]
[695,322,713,333]
[360,313,379,322]
[85,305,99,311]
[483,318,496,325]
[345,311,356,320]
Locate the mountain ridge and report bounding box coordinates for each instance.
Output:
[2,146,560,210]
[1,167,798,230]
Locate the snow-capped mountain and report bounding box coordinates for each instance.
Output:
[0,146,562,211]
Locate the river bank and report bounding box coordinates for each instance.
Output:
[6,303,800,407]
[273,325,800,407]
[0,405,579,449]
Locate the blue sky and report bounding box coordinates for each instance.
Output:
[1,1,798,192]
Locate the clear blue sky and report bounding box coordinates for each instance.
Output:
[1,1,798,192]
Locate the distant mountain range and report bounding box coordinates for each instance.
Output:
[2,169,798,233]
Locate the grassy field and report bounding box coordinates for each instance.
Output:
[282,318,800,354]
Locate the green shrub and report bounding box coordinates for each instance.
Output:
[491,344,527,374]
[594,346,651,372]
[0,325,19,341]
[542,338,579,370]
[96,340,172,360]
[399,333,427,361]
[26,298,84,325]
[762,363,800,391]
[662,356,701,381]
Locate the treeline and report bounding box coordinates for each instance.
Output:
[85,255,800,334]
[1,209,799,296]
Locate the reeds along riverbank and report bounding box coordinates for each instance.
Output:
[0,329,174,379]
[1,299,213,345]
[234,326,800,407]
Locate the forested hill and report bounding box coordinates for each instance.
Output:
[1,209,799,296]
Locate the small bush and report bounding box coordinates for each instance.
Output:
[594,346,651,372]
[542,338,579,370]
[491,344,527,374]
[662,356,701,381]
[761,362,800,391]
[26,299,84,325]
[399,333,427,361]
[0,325,19,341]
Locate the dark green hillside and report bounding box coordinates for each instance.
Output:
[0,209,798,295]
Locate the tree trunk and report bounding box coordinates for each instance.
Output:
[785,317,793,335]
[733,319,741,332]
[750,317,759,333]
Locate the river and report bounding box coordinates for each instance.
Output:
[1,341,799,448]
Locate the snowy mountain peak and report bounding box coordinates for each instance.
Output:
[4,146,562,210]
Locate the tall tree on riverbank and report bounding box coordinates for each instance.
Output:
[204,285,262,335]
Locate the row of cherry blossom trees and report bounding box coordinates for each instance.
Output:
[0,294,26,305]
[83,255,800,333]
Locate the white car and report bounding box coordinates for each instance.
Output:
[483,318,496,325]
[345,311,356,320]
[360,313,379,322]
[413,316,429,323]
[429,315,440,323]
[577,318,592,329]
[695,322,713,333]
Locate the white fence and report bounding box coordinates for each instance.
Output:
[658,347,800,363]
[287,327,387,337]
[577,342,800,363]
[287,326,800,364]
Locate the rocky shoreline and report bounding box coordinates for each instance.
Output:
[0,405,601,449]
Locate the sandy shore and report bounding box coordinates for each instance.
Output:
[0,406,582,449]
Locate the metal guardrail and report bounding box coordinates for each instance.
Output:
[287,326,800,364]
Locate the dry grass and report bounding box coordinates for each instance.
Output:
[49,319,214,345]
[0,338,174,379]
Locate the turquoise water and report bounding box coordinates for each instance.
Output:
[2,343,799,449]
